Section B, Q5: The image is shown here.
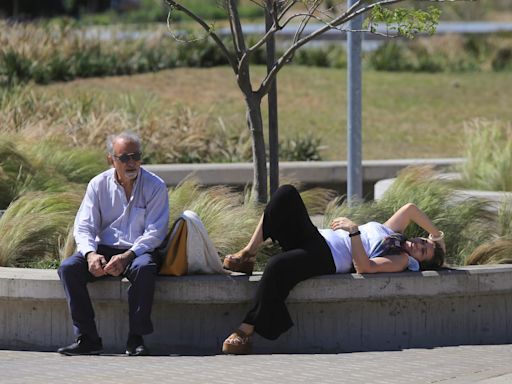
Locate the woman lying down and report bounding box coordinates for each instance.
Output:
[221,184,446,354]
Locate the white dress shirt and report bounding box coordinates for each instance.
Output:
[74,167,169,257]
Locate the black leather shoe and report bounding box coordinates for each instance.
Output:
[58,335,103,356]
[126,334,149,356]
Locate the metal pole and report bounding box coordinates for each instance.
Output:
[266,3,279,197]
[12,0,19,18]
[347,0,363,204]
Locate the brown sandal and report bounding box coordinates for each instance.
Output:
[223,249,256,275]
[222,329,252,355]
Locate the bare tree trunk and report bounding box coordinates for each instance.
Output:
[245,94,267,203]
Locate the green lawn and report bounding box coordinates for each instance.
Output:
[40,66,512,160]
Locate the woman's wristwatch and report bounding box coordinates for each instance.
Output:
[428,231,444,242]
[349,228,361,237]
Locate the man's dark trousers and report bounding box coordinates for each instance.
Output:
[58,244,160,339]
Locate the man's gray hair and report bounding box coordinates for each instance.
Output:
[106,132,142,154]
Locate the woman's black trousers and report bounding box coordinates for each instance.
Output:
[243,184,336,340]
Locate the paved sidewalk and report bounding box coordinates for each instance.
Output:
[1,344,512,383]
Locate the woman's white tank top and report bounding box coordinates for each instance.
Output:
[319,221,420,273]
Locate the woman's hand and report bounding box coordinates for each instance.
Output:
[429,232,446,253]
[330,217,358,232]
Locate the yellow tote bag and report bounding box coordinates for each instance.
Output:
[159,219,188,276]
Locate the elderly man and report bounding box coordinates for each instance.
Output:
[58,132,169,356]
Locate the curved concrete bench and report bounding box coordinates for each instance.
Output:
[1,265,512,354]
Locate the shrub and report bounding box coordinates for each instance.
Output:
[413,46,445,73]
[0,21,183,84]
[365,35,506,73]
[492,47,512,71]
[175,38,229,67]
[457,119,512,192]
[326,46,347,68]
[291,45,347,68]
[294,47,331,67]
[0,49,33,85]
[279,134,325,161]
[2,21,509,86]
[463,34,494,62]
[366,42,415,72]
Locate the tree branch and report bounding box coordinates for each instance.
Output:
[277,0,297,22]
[239,2,283,73]
[258,0,409,96]
[165,0,238,74]
[228,0,247,59]
[292,0,323,46]
[269,0,280,29]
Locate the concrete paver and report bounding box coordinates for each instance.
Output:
[1,344,512,383]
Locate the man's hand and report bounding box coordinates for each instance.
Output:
[87,252,108,277]
[330,217,359,233]
[104,251,135,277]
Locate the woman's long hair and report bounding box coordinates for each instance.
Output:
[420,243,445,270]
[374,234,445,270]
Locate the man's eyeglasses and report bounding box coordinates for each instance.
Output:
[112,152,142,163]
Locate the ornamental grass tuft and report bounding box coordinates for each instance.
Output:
[0,135,106,209]
[0,138,35,209]
[465,197,512,265]
[2,165,512,269]
[456,119,512,192]
[0,191,82,267]
[0,86,256,164]
[168,179,263,258]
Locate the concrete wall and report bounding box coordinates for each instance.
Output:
[375,177,512,212]
[145,158,462,199]
[1,265,512,354]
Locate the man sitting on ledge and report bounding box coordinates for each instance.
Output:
[58,132,169,356]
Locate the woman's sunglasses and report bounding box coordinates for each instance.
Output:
[112,152,142,163]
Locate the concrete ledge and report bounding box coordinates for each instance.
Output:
[375,176,512,211]
[1,265,512,354]
[145,158,463,188]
